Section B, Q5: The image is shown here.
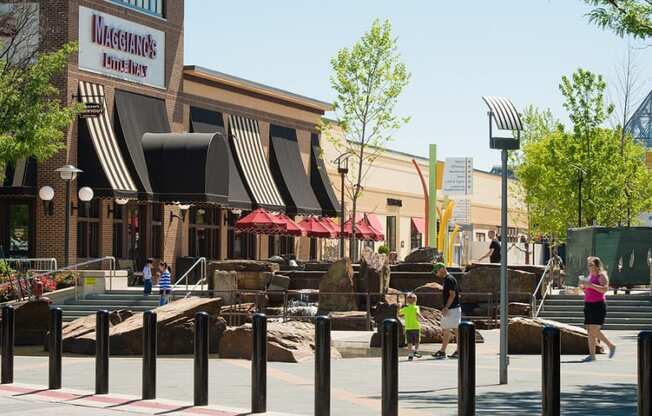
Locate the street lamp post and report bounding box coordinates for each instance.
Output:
[55,165,82,267]
[569,164,586,228]
[483,96,523,386]
[335,154,349,259]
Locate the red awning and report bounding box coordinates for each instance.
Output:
[411,217,425,235]
[319,216,340,237]
[297,216,336,239]
[363,213,385,241]
[276,213,304,237]
[342,215,380,241]
[235,207,285,234]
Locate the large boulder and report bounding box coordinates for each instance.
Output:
[212,270,238,304]
[0,299,51,345]
[318,258,357,313]
[384,288,403,305]
[461,267,536,303]
[508,302,531,317]
[508,317,604,355]
[62,297,225,355]
[404,247,442,264]
[61,310,134,354]
[466,262,546,277]
[209,260,279,291]
[414,282,444,309]
[219,321,341,363]
[357,251,391,307]
[328,311,370,331]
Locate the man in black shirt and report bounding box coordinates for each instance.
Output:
[432,262,461,359]
[479,230,501,264]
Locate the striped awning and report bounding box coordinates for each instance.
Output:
[228,114,285,210]
[78,81,137,195]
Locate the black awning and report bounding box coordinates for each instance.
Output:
[114,89,171,200]
[189,107,252,210]
[269,125,322,216]
[0,158,36,196]
[310,133,341,217]
[142,132,229,204]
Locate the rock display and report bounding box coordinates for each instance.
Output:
[61,310,133,354]
[466,262,546,277]
[212,270,238,304]
[62,297,225,355]
[318,258,357,313]
[508,317,604,355]
[221,302,256,326]
[508,302,531,316]
[329,311,370,331]
[404,247,442,263]
[209,260,279,291]
[219,321,341,363]
[357,250,391,307]
[384,288,403,305]
[461,267,536,303]
[0,299,51,345]
[413,282,444,309]
[267,274,290,306]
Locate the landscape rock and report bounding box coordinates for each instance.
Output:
[404,247,442,263]
[219,320,341,363]
[318,258,357,313]
[384,288,403,305]
[508,317,604,354]
[356,251,391,307]
[267,274,290,305]
[212,270,238,304]
[508,302,531,316]
[210,260,279,291]
[0,299,50,345]
[414,282,444,309]
[221,302,256,326]
[329,311,370,331]
[461,267,536,303]
[466,262,546,277]
[63,297,224,355]
[61,310,134,354]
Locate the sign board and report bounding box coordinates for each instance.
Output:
[452,198,471,225]
[78,6,165,88]
[84,277,97,286]
[79,101,103,118]
[443,157,473,196]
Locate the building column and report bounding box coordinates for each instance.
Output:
[99,200,113,258]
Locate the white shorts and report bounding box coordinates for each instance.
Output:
[441,307,462,329]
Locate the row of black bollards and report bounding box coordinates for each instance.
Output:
[2,302,652,416]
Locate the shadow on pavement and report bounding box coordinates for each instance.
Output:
[395,383,636,415]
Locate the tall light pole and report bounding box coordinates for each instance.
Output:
[483,96,523,386]
[55,165,82,267]
[569,163,586,228]
[335,153,350,259]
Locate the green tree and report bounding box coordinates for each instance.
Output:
[320,19,410,259]
[516,68,652,242]
[0,3,79,165]
[583,0,652,39]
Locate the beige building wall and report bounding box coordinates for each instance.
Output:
[321,125,528,259]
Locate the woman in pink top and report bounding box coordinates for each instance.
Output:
[580,256,616,362]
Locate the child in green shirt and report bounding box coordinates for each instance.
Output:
[399,292,424,361]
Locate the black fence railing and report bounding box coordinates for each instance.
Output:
[1,304,650,416]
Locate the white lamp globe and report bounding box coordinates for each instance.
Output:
[115,198,129,206]
[78,186,94,202]
[38,186,54,201]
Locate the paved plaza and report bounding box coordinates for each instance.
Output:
[0,330,640,415]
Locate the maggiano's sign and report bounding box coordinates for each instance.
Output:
[78,6,165,88]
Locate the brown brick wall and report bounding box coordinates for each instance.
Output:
[33,0,184,265]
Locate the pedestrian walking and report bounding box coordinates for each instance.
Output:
[399,292,424,361]
[432,262,461,359]
[143,258,153,296]
[580,256,616,362]
[158,262,172,306]
[478,230,501,264]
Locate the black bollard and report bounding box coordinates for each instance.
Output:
[252,313,267,414]
[194,311,209,406]
[95,310,109,394]
[382,318,398,416]
[639,331,652,416]
[315,316,331,416]
[142,310,157,400]
[1,305,14,384]
[49,307,63,389]
[458,321,476,416]
[542,326,561,416]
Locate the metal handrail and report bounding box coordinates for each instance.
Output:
[531,256,561,318]
[30,256,116,301]
[0,257,58,271]
[172,257,207,292]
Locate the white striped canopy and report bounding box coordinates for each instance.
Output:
[79,81,137,194]
[228,114,285,210]
[482,96,523,131]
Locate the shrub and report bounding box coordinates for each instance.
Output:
[378,245,389,255]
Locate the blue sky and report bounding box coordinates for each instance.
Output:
[184,1,652,170]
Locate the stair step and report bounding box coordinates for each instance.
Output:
[68,299,160,306]
[53,305,155,312]
[538,316,652,325]
[539,310,652,317]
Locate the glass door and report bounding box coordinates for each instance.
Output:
[7,203,32,258]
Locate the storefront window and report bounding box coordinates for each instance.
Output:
[309,238,317,260]
[227,211,256,259]
[110,0,165,18]
[386,216,397,252]
[7,203,31,258]
[410,232,422,250]
[78,200,100,259]
[268,235,295,258]
[189,206,219,259]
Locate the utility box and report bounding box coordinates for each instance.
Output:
[566,227,652,287]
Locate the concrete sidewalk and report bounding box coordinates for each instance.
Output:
[3,329,639,415]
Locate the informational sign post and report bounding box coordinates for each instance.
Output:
[443,157,473,196]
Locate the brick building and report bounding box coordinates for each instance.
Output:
[0,0,340,272]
